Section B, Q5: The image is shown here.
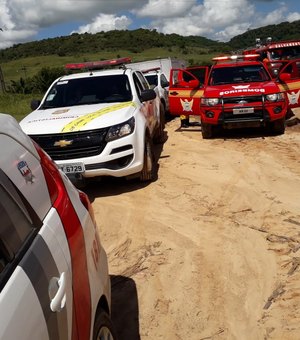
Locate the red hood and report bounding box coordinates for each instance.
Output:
[204,81,280,97]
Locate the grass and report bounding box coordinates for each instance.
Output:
[0,93,34,121]
[1,47,216,83]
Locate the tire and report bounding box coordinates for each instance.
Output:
[270,118,285,135]
[201,122,214,139]
[93,308,117,340]
[153,103,165,144]
[140,135,155,181]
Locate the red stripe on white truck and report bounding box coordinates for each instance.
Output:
[35,143,92,340]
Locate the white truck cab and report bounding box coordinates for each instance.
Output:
[143,68,170,113]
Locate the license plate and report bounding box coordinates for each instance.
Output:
[233,107,254,114]
[59,163,85,174]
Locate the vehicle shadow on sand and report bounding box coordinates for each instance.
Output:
[176,124,284,140]
[110,275,140,340]
[83,134,167,201]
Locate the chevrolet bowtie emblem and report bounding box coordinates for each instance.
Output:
[54,139,73,147]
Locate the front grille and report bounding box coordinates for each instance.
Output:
[219,95,267,123]
[222,95,263,105]
[30,128,108,160]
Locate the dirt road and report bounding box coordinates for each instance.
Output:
[86,113,300,340]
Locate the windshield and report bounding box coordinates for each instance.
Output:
[145,74,158,86]
[41,74,132,109]
[210,65,270,85]
[268,46,300,61]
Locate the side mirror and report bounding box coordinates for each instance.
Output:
[176,79,200,88]
[30,99,41,110]
[188,79,200,88]
[279,73,291,82]
[140,89,157,102]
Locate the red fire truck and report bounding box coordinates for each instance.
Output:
[243,37,300,77]
[169,54,300,138]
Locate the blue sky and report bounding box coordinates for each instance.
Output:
[0,0,299,49]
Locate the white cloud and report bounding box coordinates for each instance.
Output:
[260,6,287,25]
[0,0,138,48]
[72,14,132,34]
[134,0,197,18]
[214,23,252,42]
[287,12,300,22]
[148,0,255,40]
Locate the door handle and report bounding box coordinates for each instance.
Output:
[170,91,179,95]
[49,272,66,312]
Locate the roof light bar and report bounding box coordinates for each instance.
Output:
[65,57,132,71]
[212,54,260,62]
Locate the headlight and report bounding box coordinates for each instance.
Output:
[201,98,220,106]
[106,117,135,142]
[265,93,285,102]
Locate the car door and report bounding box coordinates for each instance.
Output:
[160,72,170,111]
[277,59,300,109]
[134,71,158,132]
[169,66,209,116]
[0,169,73,339]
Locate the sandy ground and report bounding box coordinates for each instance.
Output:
[86,111,300,340]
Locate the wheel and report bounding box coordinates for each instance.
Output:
[153,103,165,144]
[201,122,214,139]
[270,118,285,135]
[140,135,155,181]
[93,308,117,340]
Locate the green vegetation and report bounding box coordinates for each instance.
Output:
[0,22,299,121]
[0,28,227,62]
[229,20,300,50]
[0,93,33,121]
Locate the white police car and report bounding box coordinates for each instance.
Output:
[20,58,165,186]
[0,114,116,339]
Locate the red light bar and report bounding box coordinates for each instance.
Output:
[212,54,260,62]
[65,57,132,70]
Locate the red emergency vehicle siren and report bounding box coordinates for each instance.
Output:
[65,57,132,71]
[212,54,260,62]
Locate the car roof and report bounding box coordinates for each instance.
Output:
[0,113,38,158]
[58,68,130,81]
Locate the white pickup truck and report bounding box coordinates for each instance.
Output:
[142,68,170,113]
[20,58,165,186]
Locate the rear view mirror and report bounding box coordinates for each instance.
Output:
[279,73,291,82]
[176,79,199,88]
[140,89,156,102]
[30,99,41,111]
[188,79,200,88]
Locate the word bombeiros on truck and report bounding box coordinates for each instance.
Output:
[169,53,300,138]
[20,57,165,185]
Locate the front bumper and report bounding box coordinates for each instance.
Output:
[200,95,287,129]
[30,127,145,178]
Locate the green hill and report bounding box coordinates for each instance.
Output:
[228,20,300,50]
[0,28,227,62]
